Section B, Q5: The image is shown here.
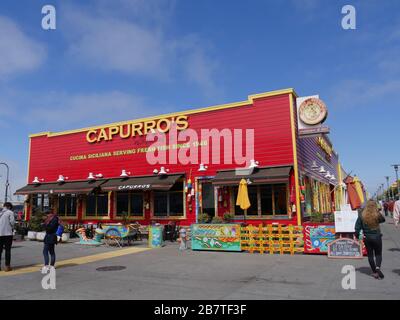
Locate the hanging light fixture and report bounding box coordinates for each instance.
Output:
[32,177,40,184]
[120,170,130,178]
[311,161,319,171]
[198,163,208,171]
[158,167,169,175]
[330,174,336,181]
[57,175,68,183]
[325,171,332,179]
[248,159,259,169]
[319,166,326,174]
[87,172,95,180]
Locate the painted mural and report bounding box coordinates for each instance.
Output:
[303,224,336,254]
[191,224,241,252]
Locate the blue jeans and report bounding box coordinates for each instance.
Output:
[43,243,56,266]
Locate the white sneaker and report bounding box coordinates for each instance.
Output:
[41,265,50,274]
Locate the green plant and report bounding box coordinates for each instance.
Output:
[326,214,335,223]
[223,213,234,222]
[197,213,210,223]
[28,209,45,232]
[211,216,224,224]
[310,212,323,223]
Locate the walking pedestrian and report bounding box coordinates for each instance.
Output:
[41,209,60,272]
[393,196,400,227]
[354,200,386,279]
[383,202,389,217]
[0,202,15,272]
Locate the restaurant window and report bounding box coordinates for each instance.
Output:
[86,193,109,217]
[31,194,51,213]
[116,192,144,217]
[153,182,184,217]
[58,194,77,217]
[232,183,288,217]
[234,185,258,216]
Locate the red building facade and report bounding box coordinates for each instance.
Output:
[17,88,343,226]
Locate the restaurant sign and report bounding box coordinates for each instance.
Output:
[86,115,189,143]
[117,184,151,191]
[316,136,333,160]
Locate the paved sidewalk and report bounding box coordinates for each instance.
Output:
[0,221,399,300]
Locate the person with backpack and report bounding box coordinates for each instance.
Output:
[354,200,386,279]
[0,202,15,272]
[41,209,60,272]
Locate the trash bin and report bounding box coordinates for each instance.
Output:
[149,225,164,248]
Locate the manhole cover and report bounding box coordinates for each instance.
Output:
[96,266,126,272]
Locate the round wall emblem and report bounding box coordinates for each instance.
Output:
[299,98,328,125]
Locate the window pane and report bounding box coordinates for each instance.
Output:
[260,185,273,215]
[65,195,77,217]
[274,184,287,215]
[58,196,66,216]
[97,194,109,216]
[154,192,168,216]
[233,186,257,216]
[130,193,143,216]
[201,183,215,216]
[247,186,258,215]
[169,192,183,216]
[116,193,129,216]
[86,195,96,216]
[69,195,77,216]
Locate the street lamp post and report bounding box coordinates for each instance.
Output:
[0,162,10,204]
[392,164,400,199]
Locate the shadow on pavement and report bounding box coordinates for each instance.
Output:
[392,269,400,276]
[388,248,400,252]
[356,267,372,275]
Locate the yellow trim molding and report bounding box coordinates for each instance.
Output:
[288,93,302,226]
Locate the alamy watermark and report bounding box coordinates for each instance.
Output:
[341,265,356,290]
[341,5,356,30]
[41,266,56,290]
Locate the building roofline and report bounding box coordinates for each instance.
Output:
[29,88,298,139]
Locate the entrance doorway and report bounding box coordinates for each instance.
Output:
[200,180,215,221]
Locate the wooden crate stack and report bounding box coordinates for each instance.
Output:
[241,224,304,255]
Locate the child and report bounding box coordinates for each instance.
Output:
[179,227,187,250]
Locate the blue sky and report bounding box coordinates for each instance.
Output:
[0,0,399,200]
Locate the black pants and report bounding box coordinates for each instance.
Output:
[43,243,56,266]
[0,235,13,266]
[364,235,382,272]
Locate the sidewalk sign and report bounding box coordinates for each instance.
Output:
[328,238,363,258]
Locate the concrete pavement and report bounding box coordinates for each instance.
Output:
[0,220,399,300]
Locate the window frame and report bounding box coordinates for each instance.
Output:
[84,192,110,219]
[151,183,186,220]
[56,194,78,218]
[230,183,289,219]
[115,191,145,219]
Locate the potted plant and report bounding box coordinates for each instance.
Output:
[61,224,71,242]
[27,210,45,240]
[223,213,234,223]
[310,212,325,223]
[197,213,210,224]
[211,216,224,224]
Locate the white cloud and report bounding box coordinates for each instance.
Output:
[22,91,148,131]
[66,13,169,77]
[0,16,46,79]
[61,2,220,96]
